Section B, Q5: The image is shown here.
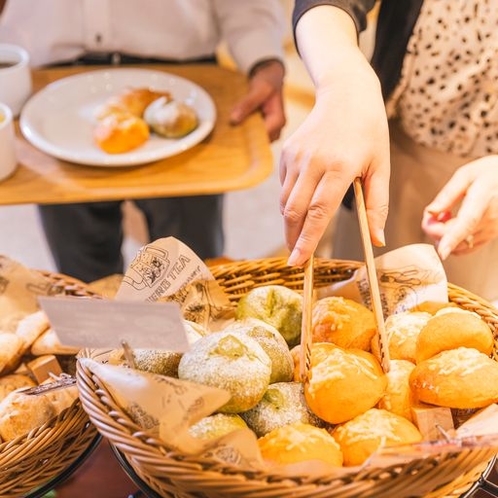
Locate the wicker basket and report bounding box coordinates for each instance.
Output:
[0,270,100,498]
[76,257,498,498]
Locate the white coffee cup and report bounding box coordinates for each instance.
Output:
[0,44,32,117]
[0,102,17,181]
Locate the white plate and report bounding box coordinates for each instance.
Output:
[20,68,216,167]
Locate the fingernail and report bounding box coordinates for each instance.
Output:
[287,249,301,266]
[438,244,450,261]
[375,229,386,247]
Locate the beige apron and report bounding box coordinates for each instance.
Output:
[332,120,498,303]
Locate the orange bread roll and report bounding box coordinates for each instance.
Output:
[377,359,416,421]
[415,310,494,363]
[410,347,498,409]
[304,342,387,424]
[371,311,431,363]
[258,421,343,467]
[311,296,376,351]
[93,112,150,154]
[331,408,422,466]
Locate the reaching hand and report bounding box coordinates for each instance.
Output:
[279,46,390,266]
[422,155,498,259]
[229,59,286,142]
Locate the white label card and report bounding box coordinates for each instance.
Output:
[38,296,189,351]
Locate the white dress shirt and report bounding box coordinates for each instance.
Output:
[0,0,285,73]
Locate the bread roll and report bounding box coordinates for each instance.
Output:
[144,98,199,138]
[178,330,271,413]
[304,342,387,424]
[223,318,293,383]
[188,413,248,441]
[371,311,431,363]
[258,421,343,467]
[15,310,50,354]
[93,112,150,154]
[30,327,80,356]
[311,296,376,351]
[0,390,56,441]
[0,374,36,402]
[410,347,498,409]
[331,408,422,466]
[0,333,24,375]
[96,87,173,119]
[377,359,416,421]
[235,285,302,348]
[240,381,325,437]
[415,311,494,363]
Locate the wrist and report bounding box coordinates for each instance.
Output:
[248,58,284,79]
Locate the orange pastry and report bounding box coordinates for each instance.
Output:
[93,112,150,154]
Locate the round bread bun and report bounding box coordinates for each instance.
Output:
[109,319,204,375]
[144,98,199,138]
[415,311,493,363]
[0,333,24,375]
[0,374,36,402]
[223,318,293,383]
[410,347,498,409]
[178,330,271,413]
[311,296,376,351]
[93,112,150,154]
[258,421,343,467]
[331,408,422,467]
[240,381,326,437]
[236,285,303,348]
[0,390,56,441]
[377,359,416,421]
[409,301,458,315]
[188,413,248,441]
[371,311,431,363]
[304,342,387,424]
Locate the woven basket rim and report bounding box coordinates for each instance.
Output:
[76,257,498,498]
[0,269,100,497]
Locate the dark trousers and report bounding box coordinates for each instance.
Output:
[39,195,224,283]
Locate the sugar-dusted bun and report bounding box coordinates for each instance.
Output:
[178,330,271,413]
[304,342,387,424]
[144,98,199,138]
[93,112,150,154]
[371,311,431,363]
[331,408,422,466]
[377,359,416,421]
[235,285,302,348]
[223,318,293,383]
[0,390,56,441]
[188,413,248,441]
[415,310,494,363]
[311,296,376,351]
[410,347,498,409]
[258,421,343,467]
[240,381,325,437]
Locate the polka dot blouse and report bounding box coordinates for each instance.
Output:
[386,0,498,157]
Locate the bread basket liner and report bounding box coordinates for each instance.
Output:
[0,257,99,497]
[75,239,498,498]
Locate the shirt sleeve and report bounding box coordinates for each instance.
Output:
[292,0,377,35]
[213,0,286,75]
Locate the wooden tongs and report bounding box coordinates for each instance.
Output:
[299,178,391,383]
[353,177,391,373]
